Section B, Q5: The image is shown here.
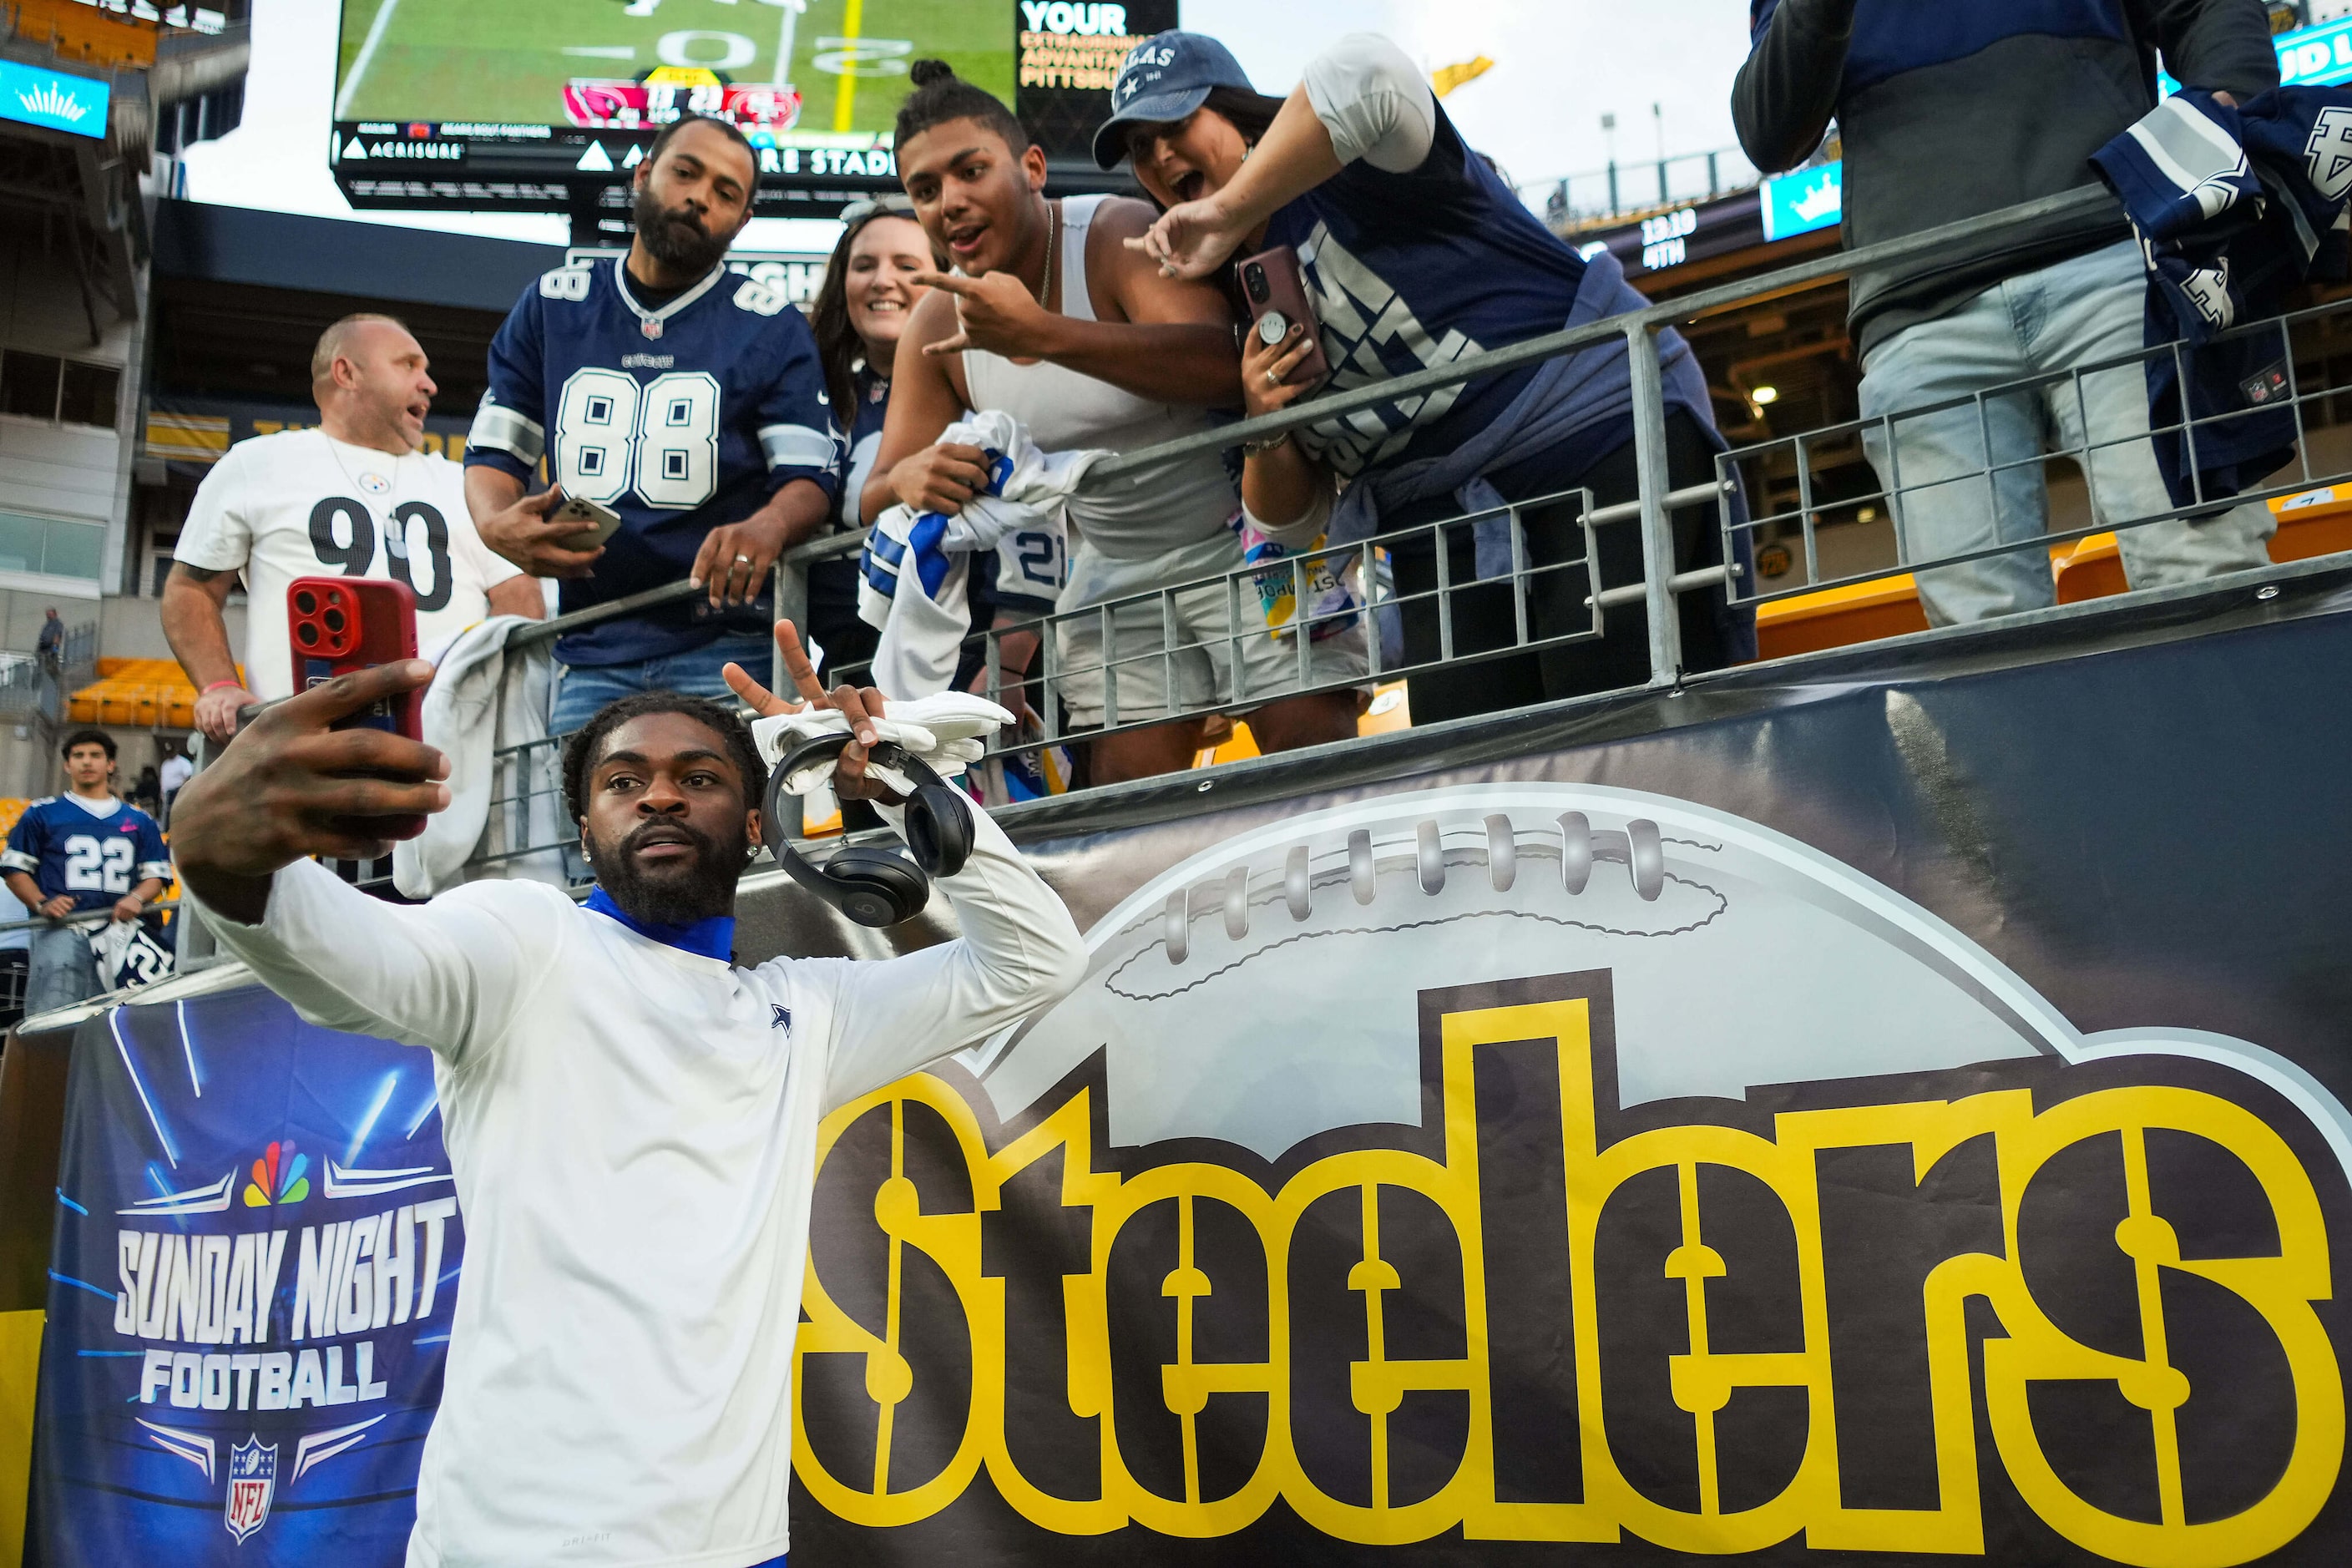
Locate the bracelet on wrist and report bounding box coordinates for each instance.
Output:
[200,680,245,695]
[1243,432,1292,458]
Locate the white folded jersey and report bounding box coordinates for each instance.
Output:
[175,429,523,698]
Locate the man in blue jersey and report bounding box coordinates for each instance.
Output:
[1734,0,2281,625]
[466,114,839,731]
[2,730,170,1016]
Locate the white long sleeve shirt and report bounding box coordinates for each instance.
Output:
[194,808,1084,1568]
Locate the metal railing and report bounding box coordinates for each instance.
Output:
[1720,293,2347,611]
[1527,144,1768,230]
[159,180,2351,898]
[0,622,96,720]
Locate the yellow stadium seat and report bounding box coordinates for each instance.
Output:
[2053,486,2352,603]
[1758,485,2352,657]
[65,660,226,733]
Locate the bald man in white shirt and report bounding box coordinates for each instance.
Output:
[164,313,544,741]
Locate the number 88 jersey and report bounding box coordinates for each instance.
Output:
[466,256,842,668]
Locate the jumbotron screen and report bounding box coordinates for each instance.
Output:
[330,0,1177,215]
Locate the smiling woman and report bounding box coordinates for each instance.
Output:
[805,198,947,685]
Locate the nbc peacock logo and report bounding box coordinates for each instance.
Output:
[240,1141,309,1207]
[18,79,90,125]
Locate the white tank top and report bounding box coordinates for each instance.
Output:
[964,194,1237,559]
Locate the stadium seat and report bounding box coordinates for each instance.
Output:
[2051,487,2352,603]
[1753,575,1931,659]
[1758,487,2352,658]
[66,659,217,731]
[12,0,159,69]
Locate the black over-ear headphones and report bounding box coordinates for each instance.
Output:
[761,732,977,928]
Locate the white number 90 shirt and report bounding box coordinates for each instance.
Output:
[175,429,524,700]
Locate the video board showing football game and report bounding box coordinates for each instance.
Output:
[330,0,1176,217]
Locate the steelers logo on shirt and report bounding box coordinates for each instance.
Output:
[359,473,391,495]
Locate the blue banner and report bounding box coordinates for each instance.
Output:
[33,984,462,1565]
[1761,161,1842,242]
[0,60,109,140]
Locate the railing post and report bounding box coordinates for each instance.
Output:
[175,731,224,971]
[771,554,807,699]
[1624,320,1685,688]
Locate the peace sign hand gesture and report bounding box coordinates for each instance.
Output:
[721,623,904,804]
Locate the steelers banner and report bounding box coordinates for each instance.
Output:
[786,600,2352,1565]
[33,986,462,1564]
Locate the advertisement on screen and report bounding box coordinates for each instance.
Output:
[329,0,1177,212]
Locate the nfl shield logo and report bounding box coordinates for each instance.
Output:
[225,1435,276,1543]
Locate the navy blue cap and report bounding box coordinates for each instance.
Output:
[1090,31,1257,170]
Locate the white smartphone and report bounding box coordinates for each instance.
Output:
[549,490,622,551]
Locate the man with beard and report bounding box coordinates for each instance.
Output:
[167,636,1086,1568]
[466,114,839,731]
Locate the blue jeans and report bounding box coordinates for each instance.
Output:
[1859,239,2275,627]
[27,922,99,1018]
[549,630,776,735]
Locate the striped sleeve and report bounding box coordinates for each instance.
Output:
[2,807,43,876]
[466,285,548,480]
[133,810,171,884]
[753,308,842,495]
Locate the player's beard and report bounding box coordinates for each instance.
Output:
[632,186,732,277]
[586,816,746,928]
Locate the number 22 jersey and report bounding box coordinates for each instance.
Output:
[175,429,524,701]
[3,795,170,915]
[466,256,841,668]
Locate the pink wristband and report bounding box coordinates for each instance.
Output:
[200,680,245,695]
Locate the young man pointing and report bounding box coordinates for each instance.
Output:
[169,634,1085,1566]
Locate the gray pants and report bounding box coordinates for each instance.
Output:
[27,922,99,1019]
[1859,239,2276,627]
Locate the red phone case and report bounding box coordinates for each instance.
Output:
[1235,245,1331,387]
[287,576,425,837]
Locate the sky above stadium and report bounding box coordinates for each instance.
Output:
[180,0,1758,250]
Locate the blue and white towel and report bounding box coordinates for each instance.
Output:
[2094,89,2352,507]
[857,410,1096,698]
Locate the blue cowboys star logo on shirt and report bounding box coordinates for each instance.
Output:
[771,1004,791,1031]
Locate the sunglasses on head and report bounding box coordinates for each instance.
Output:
[839,195,916,223]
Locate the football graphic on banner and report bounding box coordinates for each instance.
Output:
[791,783,2352,1566]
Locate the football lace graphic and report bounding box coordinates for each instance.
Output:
[1103,812,1724,1002]
[975,783,2352,1171]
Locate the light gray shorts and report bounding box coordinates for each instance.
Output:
[1051,530,1371,728]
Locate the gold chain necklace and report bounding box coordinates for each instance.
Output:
[1034,199,1058,311]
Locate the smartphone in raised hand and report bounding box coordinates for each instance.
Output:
[287,576,426,837]
[1235,245,1331,387]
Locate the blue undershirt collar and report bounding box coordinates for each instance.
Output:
[582,887,735,963]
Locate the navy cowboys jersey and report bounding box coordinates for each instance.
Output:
[3,796,170,914]
[1262,103,1592,479]
[467,256,840,666]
